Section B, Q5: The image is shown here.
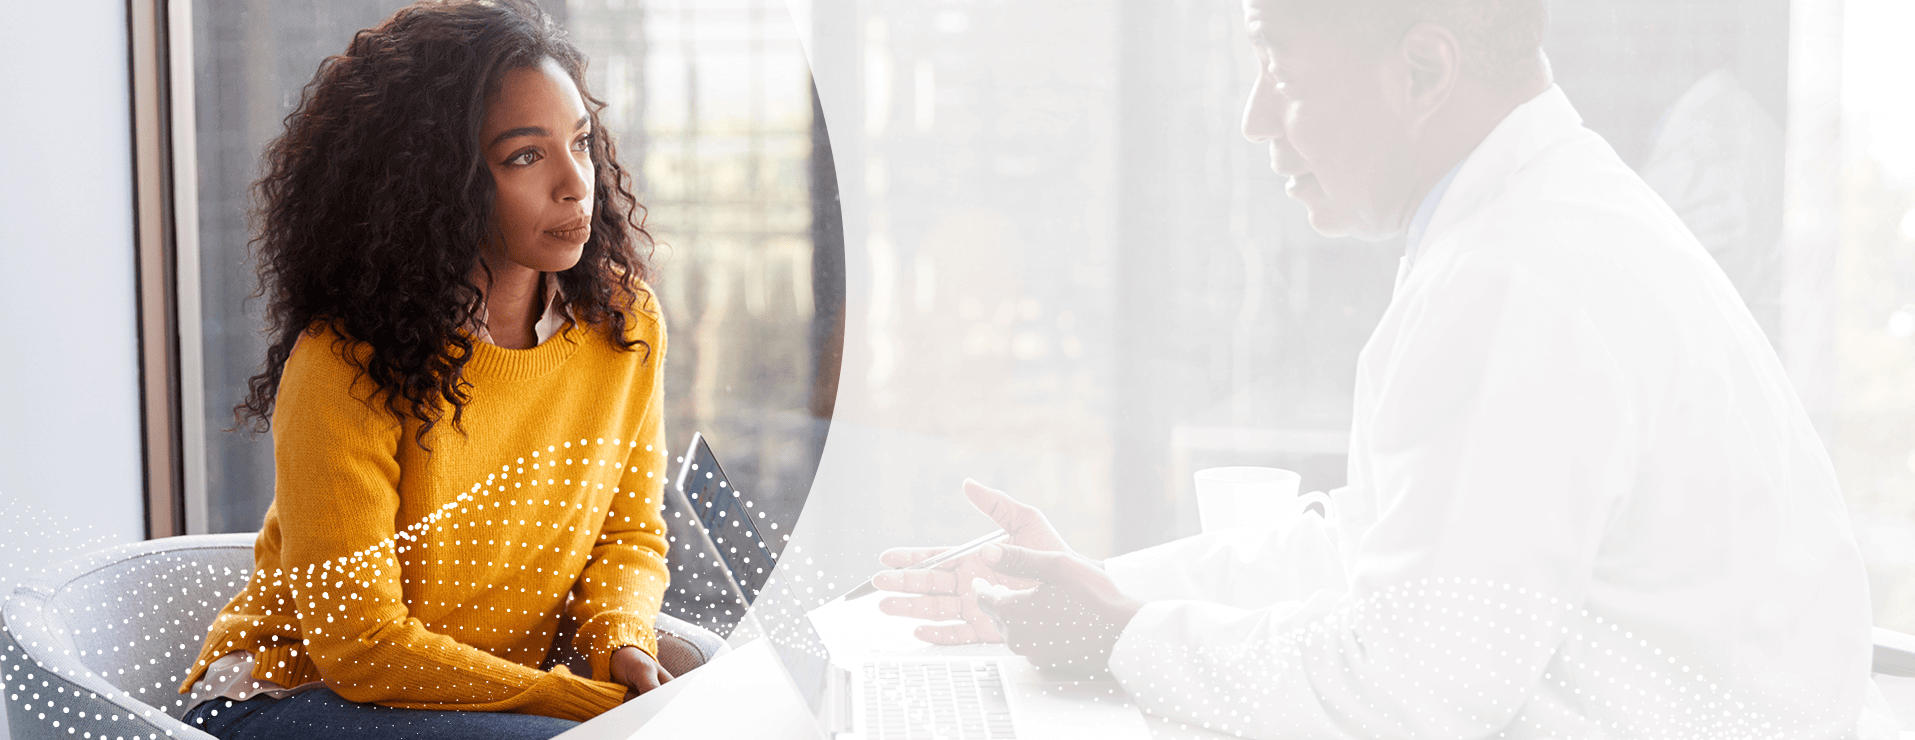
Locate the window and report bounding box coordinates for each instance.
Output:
[183,0,839,541]
[155,0,1915,632]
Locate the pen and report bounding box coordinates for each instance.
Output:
[841,528,1010,600]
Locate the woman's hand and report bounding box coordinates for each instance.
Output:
[610,646,673,699]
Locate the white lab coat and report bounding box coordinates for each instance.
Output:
[1104,86,1882,739]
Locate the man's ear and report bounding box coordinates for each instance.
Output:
[1398,21,1461,135]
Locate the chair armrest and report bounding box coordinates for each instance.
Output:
[1874,627,1915,677]
[3,585,215,740]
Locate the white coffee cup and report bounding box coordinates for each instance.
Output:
[1194,467,1303,534]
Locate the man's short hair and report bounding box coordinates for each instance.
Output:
[1279,0,1549,86]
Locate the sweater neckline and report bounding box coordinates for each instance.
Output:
[462,323,585,381]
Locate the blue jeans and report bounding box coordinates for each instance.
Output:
[182,690,580,740]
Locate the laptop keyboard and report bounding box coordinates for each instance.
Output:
[863,660,1017,739]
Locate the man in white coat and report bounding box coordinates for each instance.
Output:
[871,0,1887,737]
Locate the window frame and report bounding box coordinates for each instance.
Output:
[128,0,207,539]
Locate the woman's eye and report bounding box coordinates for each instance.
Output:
[572,134,593,153]
[504,148,542,166]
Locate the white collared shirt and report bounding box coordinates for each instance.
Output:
[470,271,569,346]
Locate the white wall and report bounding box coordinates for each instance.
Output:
[0,3,147,735]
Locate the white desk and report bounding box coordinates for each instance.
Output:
[567,601,1915,739]
[553,639,816,740]
[560,598,1236,739]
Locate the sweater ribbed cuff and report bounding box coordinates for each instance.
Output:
[250,643,321,687]
[573,610,658,683]
[521,665,628,721]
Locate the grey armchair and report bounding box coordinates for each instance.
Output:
[2,533,727,740]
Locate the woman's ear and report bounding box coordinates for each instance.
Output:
[1398,22,1462,136]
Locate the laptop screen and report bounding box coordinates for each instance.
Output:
[675,432,783,601]
[675,433,839,729]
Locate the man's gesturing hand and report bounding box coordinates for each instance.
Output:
[611,646,673,700]
[971,543,1146,678]
[872,480,1072,644]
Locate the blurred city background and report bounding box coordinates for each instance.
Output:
[177,0,1915,630]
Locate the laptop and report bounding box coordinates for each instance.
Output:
[749,569,1157,739]
[561,433,1156,739]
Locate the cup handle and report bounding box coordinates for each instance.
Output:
[1298,490,1334,520]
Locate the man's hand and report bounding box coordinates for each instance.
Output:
[972,543,1146,678]
[872,480,1073,644]
[610,646,673,699]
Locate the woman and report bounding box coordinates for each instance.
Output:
[177,2,672,737]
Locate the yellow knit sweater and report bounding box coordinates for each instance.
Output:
[179,302,670,722]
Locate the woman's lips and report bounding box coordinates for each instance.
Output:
[544,222,591,242]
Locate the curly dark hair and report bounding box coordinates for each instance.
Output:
[237,0,655,444]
